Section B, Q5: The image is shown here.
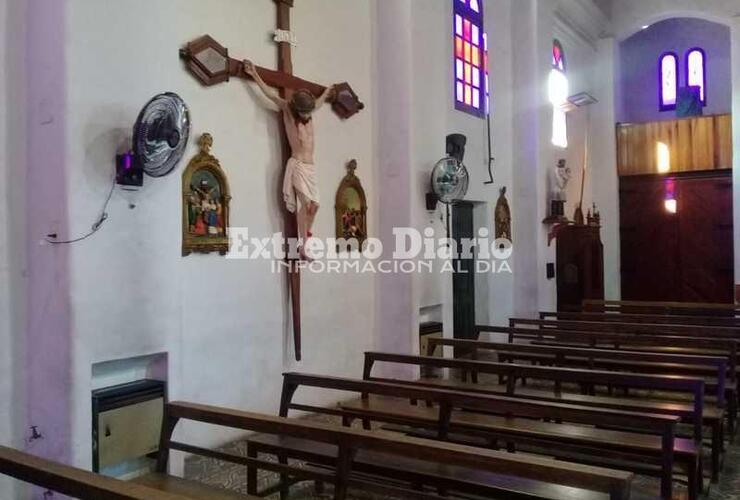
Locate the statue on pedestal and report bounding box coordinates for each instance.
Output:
[546,159,571,222]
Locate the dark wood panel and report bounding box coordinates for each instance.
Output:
[619,172,733,303]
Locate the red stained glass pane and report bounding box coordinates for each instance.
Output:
[455,37,464,58]
[464,19,471,41]
[464,42,471,62]
[465,63,472,84]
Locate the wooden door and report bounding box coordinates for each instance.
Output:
[452,202,476,340]
[619,171,734,303]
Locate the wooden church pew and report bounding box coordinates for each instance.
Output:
[278,372,671,499]
[160,401,635,500]
[541,310,740,328]
[428,335,733,470]
[582,299,740,317]
[426,336,728,409]
[491,323,739,432]
[0,445,197,500]
[510,317,740,342]
[359,351,714,491]
[489,325,734,467]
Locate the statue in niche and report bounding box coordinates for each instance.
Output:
[243,60,336,261]
[335,159,368,251]
[494,186,512,242]
[182,134,231,256]
[546,159,571,222]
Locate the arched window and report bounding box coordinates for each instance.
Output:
[686,48,707,105]
[454,0,485,117]
[659,52,678,111]
[549,40,569,148]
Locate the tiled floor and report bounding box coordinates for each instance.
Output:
[186,411,740,499]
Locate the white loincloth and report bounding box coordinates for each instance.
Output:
[283,158,320,214]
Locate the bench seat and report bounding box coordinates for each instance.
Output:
[132,473,255,500]
[416,377,723,424]
[248,433,613,500]
[339,396,697,460]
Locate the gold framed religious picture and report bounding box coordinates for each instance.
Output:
[335,159,368,250]
[182,133,231,256]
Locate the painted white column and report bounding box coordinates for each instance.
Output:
[591,37,621,299]
[374,0,415,366]
[511,0,541,317]
[732,16,740,295]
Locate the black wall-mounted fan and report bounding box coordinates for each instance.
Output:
[117,92,191,186]
[429,134,469,239]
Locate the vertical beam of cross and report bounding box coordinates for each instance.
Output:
[274,0,302,361]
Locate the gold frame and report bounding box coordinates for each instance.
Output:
[182,133,232,256]
[334,159,368,249]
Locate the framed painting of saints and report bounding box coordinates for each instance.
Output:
[182,134,231,256]
[335,159,368,251]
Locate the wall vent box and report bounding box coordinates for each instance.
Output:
[92,379,166,474]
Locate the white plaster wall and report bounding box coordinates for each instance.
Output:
[610,0,740,41]
[0,0,13,496]
[2,1,28,496]
[592,37,621,299]
[63,0,376,468]
[408,0,516,341]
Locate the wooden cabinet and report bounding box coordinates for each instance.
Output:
[556,226,604,311]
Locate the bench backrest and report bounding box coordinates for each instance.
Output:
[282,371,678,434]
[483,324,739,380]
[582,299,740,317]
[168,399,634,499]
[510,317,740,340]
[426,336,727,406]
[0,446,188,500]
[541,310,740,327]
[361,351,704,443]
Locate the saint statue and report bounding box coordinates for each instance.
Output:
[494,186,512,242]
[243,60,336,261]
[548,159,571,220]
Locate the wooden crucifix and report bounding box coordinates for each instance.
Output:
[180,0,364,361]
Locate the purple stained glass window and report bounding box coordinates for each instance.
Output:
[686,48,707,105]
[454,0,485,118]
[552,39,566,72]
[659,52,678,111]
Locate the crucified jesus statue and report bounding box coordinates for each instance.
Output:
[244,60,335,261]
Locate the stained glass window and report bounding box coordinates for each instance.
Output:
[550,39,568,148]
[686,48,706,105]
[454,0,485,117]
[659,52,678,111]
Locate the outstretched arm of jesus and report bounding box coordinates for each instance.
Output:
[243,60,287,110]
[314,85,336,110]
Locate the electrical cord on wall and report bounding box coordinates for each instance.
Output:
[45,176,116,245]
